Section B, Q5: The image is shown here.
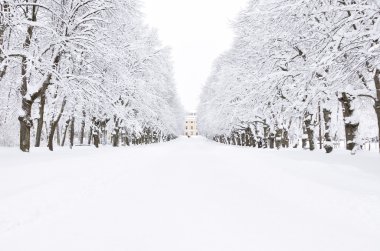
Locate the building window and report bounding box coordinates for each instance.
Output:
[191,126,193,130]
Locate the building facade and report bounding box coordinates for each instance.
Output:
[185,113,198,136]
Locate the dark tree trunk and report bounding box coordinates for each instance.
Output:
[241,133,246,146]
[282,129,289,148]
[18,3,37,152]
[231,134,236,145]
[251,135,256,148]
[79,111,86,144]
[48,120,60,151]
[376,102,380,153]
[88,127,93,145]
[47,99,66,151]
[90,118,100,148]
[112,119,120,147]
[304,113,315,151]
[61,119,70,147]
[218,135,223,144]
[56,125,61,146]
[339,92,359,152]
[93,132,100,148]
[318,104,323,150]
[125,136,130,146]
[302,124,308,149]
[236,133,241,146]
[47,126,55,151]
[253,124,259,148]
[323,108,333,153]
[269,132,275,149]
[18,98,33,152]
[69,116,75,149]
[373,69,380,153]
[245,128,253,147]
[263,124,269,148]
[275,129,282,149]
[35,94,46,147]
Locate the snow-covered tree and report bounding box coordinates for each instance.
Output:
[198,0,380,154]
[0,0,184,151]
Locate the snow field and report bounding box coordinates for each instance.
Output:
[0,136,379,251]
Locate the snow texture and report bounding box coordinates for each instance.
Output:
[1,137,379,251]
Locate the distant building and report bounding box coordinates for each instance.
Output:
[185,113,198,137]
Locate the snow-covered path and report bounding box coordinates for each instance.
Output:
[1,137,380,251]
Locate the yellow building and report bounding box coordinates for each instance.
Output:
[185,113,198,136]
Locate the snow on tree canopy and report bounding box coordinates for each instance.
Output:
[198,0,380,154]
[0,0,184,150]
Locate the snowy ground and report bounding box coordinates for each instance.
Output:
[0,136,380,251]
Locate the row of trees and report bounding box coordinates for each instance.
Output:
[198,0,380,154]
[0,0,184,152]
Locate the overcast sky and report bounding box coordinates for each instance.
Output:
[142,0,249,112]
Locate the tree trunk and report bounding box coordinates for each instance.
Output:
[269,132,275,149]
[47,119,60,151]
[282,129,289,148]
[93,129,100,148]
[246,128,253,147]
[263,124,269,148]
[236,133,241,146]
[99,119,109,145]
[231,134,236,145]
[373,69,380,153]
[18,98,33,152]
[253,123,259,148]
[241,132,246,146]
[79,111,86,144]
[47,125,56,152]
[112,128,120,146]
[47,99,66,151]
[375,102,380,153]
[318,104,323,150]
[339,92,359,153]
[302,125,308,149]
[35,94,46,147]
[56,125,61,146]
[323,108,333,153]
[61,119,71,147]
[304,113,315,151]
[88,127,93,145]
[69,116,75,149]
[251,135,257,148]
[112,118,120,147]
[19,3,37,152]
[275,129,282,149]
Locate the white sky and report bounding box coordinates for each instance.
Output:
[142,0,249,112]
